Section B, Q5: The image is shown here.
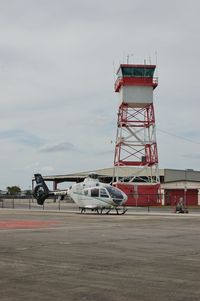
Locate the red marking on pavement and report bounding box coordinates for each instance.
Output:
[0,220,61,229]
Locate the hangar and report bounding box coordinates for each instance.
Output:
[33,168,200,207]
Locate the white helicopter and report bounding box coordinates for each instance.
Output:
[33,172,128,215]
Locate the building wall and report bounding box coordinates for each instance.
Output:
[115,183,160,206]
[161,180,200,206]
[164,169,200,182]
[120,86,153,106]
[164,189,198,206]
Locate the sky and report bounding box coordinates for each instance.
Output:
[0,0,200,189]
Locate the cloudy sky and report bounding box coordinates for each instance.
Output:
[0,0,200,189]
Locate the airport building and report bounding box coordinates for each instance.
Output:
[37,167,200,207]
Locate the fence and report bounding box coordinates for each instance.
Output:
[0,193,199,210]
[126,192,199,207]
[0,195,75,211]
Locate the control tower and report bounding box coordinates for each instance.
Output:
[114,64,160,186]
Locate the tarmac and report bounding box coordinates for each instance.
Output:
[0,207,200,301]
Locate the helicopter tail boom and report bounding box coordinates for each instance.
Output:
[33,174,68,205]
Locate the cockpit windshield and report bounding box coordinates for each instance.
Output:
[106,186,124,200]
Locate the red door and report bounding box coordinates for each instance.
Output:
[164,189,198,206]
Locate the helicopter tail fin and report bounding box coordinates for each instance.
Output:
[32,174,50,205]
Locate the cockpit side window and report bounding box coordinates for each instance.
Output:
[100,188,109,198]
[91,188,99,197]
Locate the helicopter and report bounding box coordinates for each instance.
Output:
[33,172,128,215]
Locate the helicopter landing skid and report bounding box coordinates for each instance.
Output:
[79,206,128,215]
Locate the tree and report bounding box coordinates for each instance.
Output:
[6,186,21,195]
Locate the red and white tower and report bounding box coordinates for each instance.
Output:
[114,64,160,185]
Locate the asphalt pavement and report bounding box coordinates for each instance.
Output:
[0,208,200,301]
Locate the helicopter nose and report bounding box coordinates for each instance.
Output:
[113,196,127,206]
[113,199,122,206]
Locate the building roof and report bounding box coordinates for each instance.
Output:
[40,167,165,183]
[38,167,200,184]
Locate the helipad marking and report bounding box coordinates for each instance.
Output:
[0,220,61,229]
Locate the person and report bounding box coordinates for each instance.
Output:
[175,200,184,213]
